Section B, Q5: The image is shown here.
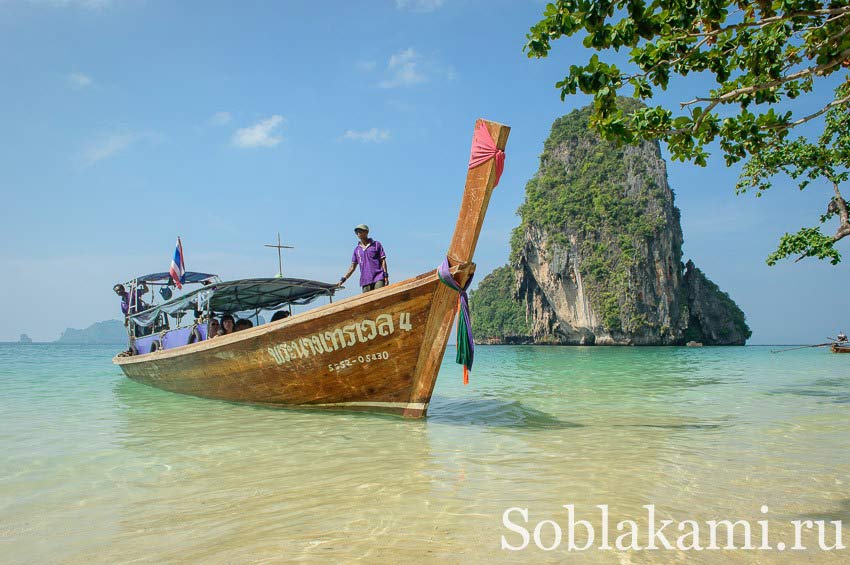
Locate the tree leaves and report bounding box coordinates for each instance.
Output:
[526,0,850,264]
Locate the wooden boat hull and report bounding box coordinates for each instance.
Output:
[114,269,460,417]
[831,343,850,354]
[113,118,510,418]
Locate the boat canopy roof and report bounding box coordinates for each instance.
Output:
[131,271,218,285]
[128,277,337,327]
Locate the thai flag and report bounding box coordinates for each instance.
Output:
[170,237,186,289]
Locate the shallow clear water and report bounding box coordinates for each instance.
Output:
[2,343,849,562]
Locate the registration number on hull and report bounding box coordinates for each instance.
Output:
[328,351,390,372]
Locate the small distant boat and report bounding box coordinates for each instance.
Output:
[686,341,703,348]
[113,118,510,418]
[772,335,850,354]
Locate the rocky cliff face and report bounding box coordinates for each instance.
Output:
[471,103,750,345]
[682,261,751,345]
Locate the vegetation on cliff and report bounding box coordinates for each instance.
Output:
[470,266,530,339]
[683,262,752,343]
[517,104,665,238]
[514,102,669,332]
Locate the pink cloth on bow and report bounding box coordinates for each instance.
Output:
[468,121,505,187]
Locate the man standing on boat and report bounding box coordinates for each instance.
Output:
[339,224,388,292]
[114,283,151,336]
[114,283,149,316]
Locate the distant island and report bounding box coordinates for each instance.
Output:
[54,316,266,344]
[19,333,32,344]
[56,320,127,344]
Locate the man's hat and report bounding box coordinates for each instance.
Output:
[354,224,369,232]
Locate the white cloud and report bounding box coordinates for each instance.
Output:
[395,0,444,13]
[68,72,92,89]
[232,115,285,148]
[79,132,136,167]
[209,111,232,126]
[379,48,427,88]
[341,128,390,143]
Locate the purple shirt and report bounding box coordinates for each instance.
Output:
[351,239,386,286]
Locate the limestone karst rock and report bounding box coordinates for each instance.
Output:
[471,103,750,345]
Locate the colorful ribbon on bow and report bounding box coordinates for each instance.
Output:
[437,257,474,385]
[468,120,505,187]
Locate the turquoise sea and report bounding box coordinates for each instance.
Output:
[2,343,850,563]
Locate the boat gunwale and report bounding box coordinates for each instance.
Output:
[112,264,469,366]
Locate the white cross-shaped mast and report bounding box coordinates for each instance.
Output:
[264,232,294,278]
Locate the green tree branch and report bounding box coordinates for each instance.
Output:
[527,0,850,264]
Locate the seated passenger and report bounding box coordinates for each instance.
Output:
[218,314,235,336]
[271,310,291,322]
[208,318,221,338]
[234,319,253,331]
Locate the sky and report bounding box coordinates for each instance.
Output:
[1,0,848,344]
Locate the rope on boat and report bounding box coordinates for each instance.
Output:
[437,257,474,385]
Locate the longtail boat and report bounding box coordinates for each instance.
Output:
[113,118,510,418]
[831,343,850,354]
